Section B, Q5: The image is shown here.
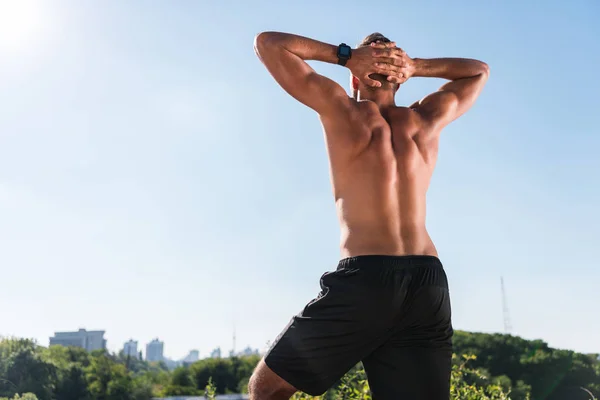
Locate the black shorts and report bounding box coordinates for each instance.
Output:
[264,255,453,399]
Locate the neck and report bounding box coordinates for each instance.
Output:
[356,89,396,107]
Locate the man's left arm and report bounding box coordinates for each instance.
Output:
[370,43,489,128]
[408,57,490,128]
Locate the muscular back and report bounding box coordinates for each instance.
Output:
[254,31,489,258]
[322,102,440,257]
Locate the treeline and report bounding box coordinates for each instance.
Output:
[0,338,258,400]
[1,331,599,399]
[158,355,261,396]
[0,338,162,400]
[453,331,600,400]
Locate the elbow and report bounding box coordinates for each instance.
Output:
[254,31,279,54]
[479,61,490,78]
[253,32,269,55]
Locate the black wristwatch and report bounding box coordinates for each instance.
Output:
[336,43,352,66]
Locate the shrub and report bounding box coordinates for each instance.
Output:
[289,354,514,400]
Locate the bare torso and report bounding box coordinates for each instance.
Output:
[253,31,489,260]
[322,100,440,258]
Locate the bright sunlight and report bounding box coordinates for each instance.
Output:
[0,0,44,51]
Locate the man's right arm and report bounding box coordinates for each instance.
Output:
[254,32,350,116]
[409,58,490,129]
[254,32,400,116]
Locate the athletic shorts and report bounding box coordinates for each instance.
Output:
[264,255,453,399]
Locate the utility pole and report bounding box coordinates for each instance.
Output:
[232,323,237,357]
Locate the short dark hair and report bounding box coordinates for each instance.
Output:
[357,32,392,48]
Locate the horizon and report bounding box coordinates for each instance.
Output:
[1,0,599,361]
[5,328,600,362]
[7,324,598,362]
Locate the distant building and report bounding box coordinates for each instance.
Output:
[146,339,164,362]
[163,358,180,370]
[49,329,106,352]
[239,346,259,356]
[182,350,199,363]
[210,347,222,358]
[123,340,138,358]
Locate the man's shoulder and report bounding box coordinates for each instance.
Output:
[320,96,360,121]
[385,105,435,141]
[390,105,418,116]
[329,102,420,128]
[385,105,423,125]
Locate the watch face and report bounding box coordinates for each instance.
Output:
[339,46,351,57]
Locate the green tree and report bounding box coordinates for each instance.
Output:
[227,355,261,393]
[105,364,133,400]
[2,333,598,400]
[237,376,250,395]
[54,366,89,400]
[84,352,136,400]
[114,353,166,375]
[133,369,169,397]
[194,355,263,395]
[0,339,55,400]
[453,331,600,400]
[171,367,195,387]
[85,353,113,400]
[129,375,153,400]
[161,367,199,397]
[42,345,91,400]
[191,357,240,394]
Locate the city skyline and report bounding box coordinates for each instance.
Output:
[123,339,138,358]
[41,327,261,362]
[34,324,269,360]
[48,329,106,352]
[1,0,598,358]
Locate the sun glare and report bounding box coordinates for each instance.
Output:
[0,0,44,51]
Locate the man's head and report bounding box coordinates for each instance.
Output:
[351,32,400,99]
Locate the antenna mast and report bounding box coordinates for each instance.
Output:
[232,324,237,356]
[501,276,513,334]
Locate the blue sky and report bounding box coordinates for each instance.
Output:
[0,0,599,360]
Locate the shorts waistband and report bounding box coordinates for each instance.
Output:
[337,255,443,270]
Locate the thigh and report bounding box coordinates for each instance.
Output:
[363,345,452,400]
[362,283,453,399]
[264,269,390,396]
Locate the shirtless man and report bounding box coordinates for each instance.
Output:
[250,31,489,400]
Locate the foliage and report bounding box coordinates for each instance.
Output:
[450,355,512,400]
[290,355,513,400]
[205,377,217,400]
[453,331,600,399]
[1,332,599,399]
[0,339,164,400]
[190,354,261,394]
[0,339,55,400]
[0,394,39,400]
[159,366,200,397]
